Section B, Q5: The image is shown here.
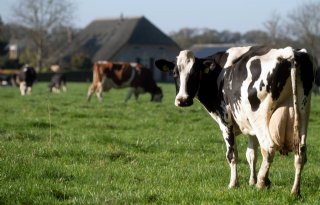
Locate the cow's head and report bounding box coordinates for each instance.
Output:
[155,50,213,107]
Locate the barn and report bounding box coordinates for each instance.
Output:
[59,16,180,82]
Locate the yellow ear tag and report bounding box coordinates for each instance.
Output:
[163,65,170,72]
[204,67,210,74]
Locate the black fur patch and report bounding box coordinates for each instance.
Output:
[266,58,291,101]
[196,52,230,124]
[224,57,248,112]
[248,59,262,111]
[293,50,315,97]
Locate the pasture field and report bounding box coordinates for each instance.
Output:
[0,82,319,204]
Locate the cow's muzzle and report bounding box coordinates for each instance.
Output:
[175,96,193,107]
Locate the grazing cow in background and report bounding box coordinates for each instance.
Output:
[155,46,316,195]
[48,73,67,93]
[0,69,19,86]
[0,74,14,86]
[313,67,320,94]
[16,65,37,95]
[87,61,163,103]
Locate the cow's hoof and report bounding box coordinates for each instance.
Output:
[228,181,239,189]
[249,177,257,186]
[256,178,271,189]
[291,188,301,197]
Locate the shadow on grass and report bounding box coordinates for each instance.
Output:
[0,130,42,141]
[30,121,53,129]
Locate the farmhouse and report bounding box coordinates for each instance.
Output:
[60,16,180,81]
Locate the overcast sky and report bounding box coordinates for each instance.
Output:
[0,0,309,34]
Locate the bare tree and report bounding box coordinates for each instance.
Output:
[12,0,74,71]
[169,28,199,49]
[242,30,269,44]
[264,12,282,45]
[286,1,320,57]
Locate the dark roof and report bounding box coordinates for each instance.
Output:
[61,16,179,62]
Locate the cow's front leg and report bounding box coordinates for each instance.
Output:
[223,131,238,188]
[134,90,140,101]
[125,88,134,103]
[27,86,32,95]
[20,82,27,96]
[246,135,258,185]
[62,85,67,92]
[256,146,275,189]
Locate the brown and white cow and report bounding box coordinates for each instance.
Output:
[155,46,316,195]
[87,61,163,103]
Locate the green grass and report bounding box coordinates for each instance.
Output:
[0,83,319,204]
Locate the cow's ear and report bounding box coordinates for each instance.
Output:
[203,60,216,73]
[155,59,175,72]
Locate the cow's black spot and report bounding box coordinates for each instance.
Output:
[248,59,262,111]
[224,57,248,113]
[266,58,291,100]
[248,89,260,111]
[294,50,315,96]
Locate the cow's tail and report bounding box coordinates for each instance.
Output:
[92,63,100,84]
[290,51,300,154]
[92,63,104,89]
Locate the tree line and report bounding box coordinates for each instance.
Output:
[0,0,319,72]
[170,2,320,57]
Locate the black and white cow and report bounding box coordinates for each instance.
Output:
[48,73,67,93]
[155,46,316,195]
[16,65,37,95]
[0,74,15,86]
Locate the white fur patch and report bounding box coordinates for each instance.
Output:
[225,46,252,68]
[175,50,195,102]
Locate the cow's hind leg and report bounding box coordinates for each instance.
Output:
[291,96,310,196]
[96,85,104,102]
[291,147,306,196]
[88,83,104,102]
[256,147,275,189]
[62,83,67,92]
[223,128,239,188]
[87,84,95,102]
[246,135,258,185]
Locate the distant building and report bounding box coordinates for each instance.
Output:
[60,16,180,81]
[8,43,18,60]
[189,43,255,58]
